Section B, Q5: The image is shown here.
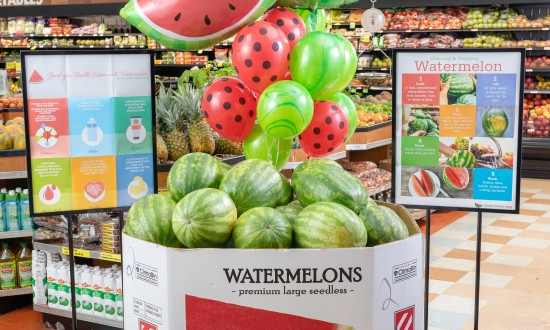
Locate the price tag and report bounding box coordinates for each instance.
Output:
[62,247,69,255]
[79,46,84,48]
[543,28,549,31]
[100,253,121,263]
[526,69,533,72]
[406,29,412,32]
[350,22,356,29]
[351,88,357,93]
[131,45,136,48]
[15,62,21,71]
[29,33,34,37]
[78,34,83,37]
[532,90,539,94]
[545,47,550,51]
[90,45,94,48]
[198,49,203,54]
[38,46,44,48]
[52,46,57,48]
[471,29,478,32]
[93,33,98,36]
[74,249,91,258]
[526,48,533,51]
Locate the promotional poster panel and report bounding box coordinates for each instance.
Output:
[392,49,524,213]
[22,51,156,216]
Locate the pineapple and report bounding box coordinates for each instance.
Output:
[156,133,169,163]
[214,134,243,155]
[175,84,215,154]
[156,84,190,161]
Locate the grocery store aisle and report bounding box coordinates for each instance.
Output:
[427,178,550,330]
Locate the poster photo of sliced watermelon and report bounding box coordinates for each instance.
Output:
[401,166,474,200]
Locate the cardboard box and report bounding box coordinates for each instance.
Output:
[123,203,424,330]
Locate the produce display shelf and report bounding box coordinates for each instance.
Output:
[526,47,550,51]
[33,242,121,263]
[525,69,550,73]
[369,86,393,91]
[368,184,392,197]
[329,23,549,33]
[355,120,392,132]
[0,149,26,157]
[155,64,206,68]
[356,67,390,71]
[346,138,392,151]
[1,108,24,112]
[0,45,146,50]
[524,89,550,94]
[33,304,123,329]
[0,230,33,239]
[0,171,27,180]
[283,151,347,170]
[0,287,32,297]
[0,32,143,38]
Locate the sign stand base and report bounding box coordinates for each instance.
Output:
[474,212,483,330]
[424,209,431,330]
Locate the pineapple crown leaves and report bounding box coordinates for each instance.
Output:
[173,83,205,124]
[156,84,184,131]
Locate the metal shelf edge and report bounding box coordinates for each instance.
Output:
[33,304,123,328]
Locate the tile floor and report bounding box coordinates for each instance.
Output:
[426,178,550,330]
[1,179,550,329]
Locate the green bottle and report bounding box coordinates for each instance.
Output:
[0,189,5,232]
[0,242,16,290]
[16,241,32,288]
[19,189,32,230]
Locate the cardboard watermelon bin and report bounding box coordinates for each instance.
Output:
[123,202,424,330]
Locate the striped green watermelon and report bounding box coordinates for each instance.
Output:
[456,94,476,105]
[292,159,374,214]
[126,194,182,248]
[172,188,237,248]
[443,167,470,190]
[359,205,408,247]
[220,159,287,215]
[219,161,232,176]
[290,8,326,32]
[277,173,293,207]
[167,153,226,202]
[120,0,276,51]
[294,202,367,248]
[233,207,293,249]
[447,74,475,98]
[275,200,304,223]
[447,150,476,168]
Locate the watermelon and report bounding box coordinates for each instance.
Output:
[359,205,408,247]
[447,150,476,168]
[219,161,232,176]
[276,0,318,9]
[443,166,470,190]
[277,173,293,207]
[172,188,237,248]
[28,70,44,84]
[126,194,182,248]
[275,200,304,223]
[456,94,476,105]
[167,153,226,202]
[292,159,373,214]
[294,202,367,248]
[410,119,428,132]
[220,159,287,215]
[120,0,276,51]
[447,74,475,98]
[233,207,293,249]
[482,108,508,137]
[290,8,327,32]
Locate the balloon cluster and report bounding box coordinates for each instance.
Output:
[202,7,358,170]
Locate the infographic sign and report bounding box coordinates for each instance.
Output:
[22,50,157,216]
[392,49,524,213]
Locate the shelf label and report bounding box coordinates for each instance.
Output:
[350,23,356,29]
[198,49,203,54]
[471,29,478,32]
[100,252,122,262]
[61,247,69,255]
[74,249,91,258]
[526,69,533,72]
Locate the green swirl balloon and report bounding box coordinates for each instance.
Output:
[243,124,293,171]
[290,31,358,101]
[290,8,326,32]
[328,92,357,142]
[257,80,314,139]
[276,0,319,9]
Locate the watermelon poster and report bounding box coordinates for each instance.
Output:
[392,49,524,213]
[21,51,157,216]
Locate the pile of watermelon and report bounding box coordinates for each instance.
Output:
[126,153,410,249]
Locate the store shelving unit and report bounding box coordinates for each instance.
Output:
[33,242,121,263]
[0,230,33,239]
[33,304,123,329]
[0,287,33,297]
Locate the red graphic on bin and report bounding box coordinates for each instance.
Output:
[139,319,157,330]
[28,70,44,84]
[186,295,352,329]
[395,305,415,330]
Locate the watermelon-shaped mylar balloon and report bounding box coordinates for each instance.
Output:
[120,0,277,51]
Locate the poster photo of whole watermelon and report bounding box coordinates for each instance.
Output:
[402,104,440,137]
[440,73,477,105]
[476,105,515,138]
[401,166,474,199]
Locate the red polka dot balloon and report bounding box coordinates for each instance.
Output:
[202,77,257,142]
[232,21,291,95]
[298,101,349,158]
[263,8,307,50]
